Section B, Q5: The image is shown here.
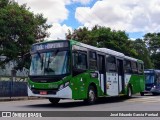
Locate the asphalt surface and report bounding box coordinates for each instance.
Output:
[0,94,160,120]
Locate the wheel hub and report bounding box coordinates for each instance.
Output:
[89,90,95,102]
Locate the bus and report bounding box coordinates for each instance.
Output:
[28,40,145,104]
[141,69,160,95]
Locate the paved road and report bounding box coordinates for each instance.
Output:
[0,94,160,120]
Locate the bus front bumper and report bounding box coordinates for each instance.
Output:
[28,86,72,99]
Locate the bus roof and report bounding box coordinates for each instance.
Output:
[99,48,124,57]
[125,56,138,62]
[70,40,125,57]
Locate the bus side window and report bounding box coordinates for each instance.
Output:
[138,63,143,74]
[131,62,138,74]
[73,52,88,70]
[98,55,105,74]
[106,55,116,72]
[89,51,97,70]
[124,60,132,74]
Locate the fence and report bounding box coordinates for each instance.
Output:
[0,81,28,97]
[0,57,29,97]
[0,76,28,97]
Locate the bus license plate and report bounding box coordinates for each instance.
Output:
[40,91,47,95]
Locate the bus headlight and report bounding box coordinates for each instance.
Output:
[28,84,33,89]
[59,84,64,90]
[59,82,70,90]
[65,82,69,86]
[28,85,31,89]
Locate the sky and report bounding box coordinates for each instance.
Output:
[17,0,160,40]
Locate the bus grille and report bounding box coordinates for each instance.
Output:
[31,88,58,95]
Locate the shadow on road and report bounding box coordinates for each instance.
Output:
[24,96,140,108]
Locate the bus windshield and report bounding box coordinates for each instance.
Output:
[30,50,69,76]
[145,74,154,84]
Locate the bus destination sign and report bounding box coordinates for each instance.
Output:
[31,41,69,52]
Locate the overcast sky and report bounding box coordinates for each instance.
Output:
[17,0,160,40]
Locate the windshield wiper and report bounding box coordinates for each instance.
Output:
[36,51,43,69]
[44,54,55,74]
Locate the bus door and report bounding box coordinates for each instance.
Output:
[98,54,106,95]
[106,55,118,96]
[117,59,125,94]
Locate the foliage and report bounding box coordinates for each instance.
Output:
[0,0,51,69]
[143,33,160,69]
[130,39,153,69]
[66,25,137,57]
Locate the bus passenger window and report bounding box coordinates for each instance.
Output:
[106,55,116,72]
[124,60,132,74]
[131,62,138,74]
[73,52,87,70]
[138,63,143,74]
[89,51,97,70]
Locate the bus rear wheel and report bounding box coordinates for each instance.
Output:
[84,86,97,104]
[49,98,60,104]
[140,92,144,96]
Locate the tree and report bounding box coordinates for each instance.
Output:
[66,25,137,57]
[151,53,160,69]
[144,33,160,54]
[143,33,160,69]
[130,39,153,69]
[0,0,51,69]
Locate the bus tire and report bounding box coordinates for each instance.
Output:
[84,85,97,104]
[127,86,132,98]
[49,98,60,104]
[140,92,144,96]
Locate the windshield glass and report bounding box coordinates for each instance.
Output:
[30,50,69,76]
[145,74,154,84]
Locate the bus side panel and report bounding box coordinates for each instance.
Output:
[70,71,103,100]
[106,72,119,96]
[70,73,88,100]
[124,74,145,94]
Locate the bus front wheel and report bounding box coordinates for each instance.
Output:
[49,98,60,104]
[84,86,97,104]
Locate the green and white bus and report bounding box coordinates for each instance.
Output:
[28,40,145,104]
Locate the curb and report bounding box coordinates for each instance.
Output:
[0,97,43,102]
